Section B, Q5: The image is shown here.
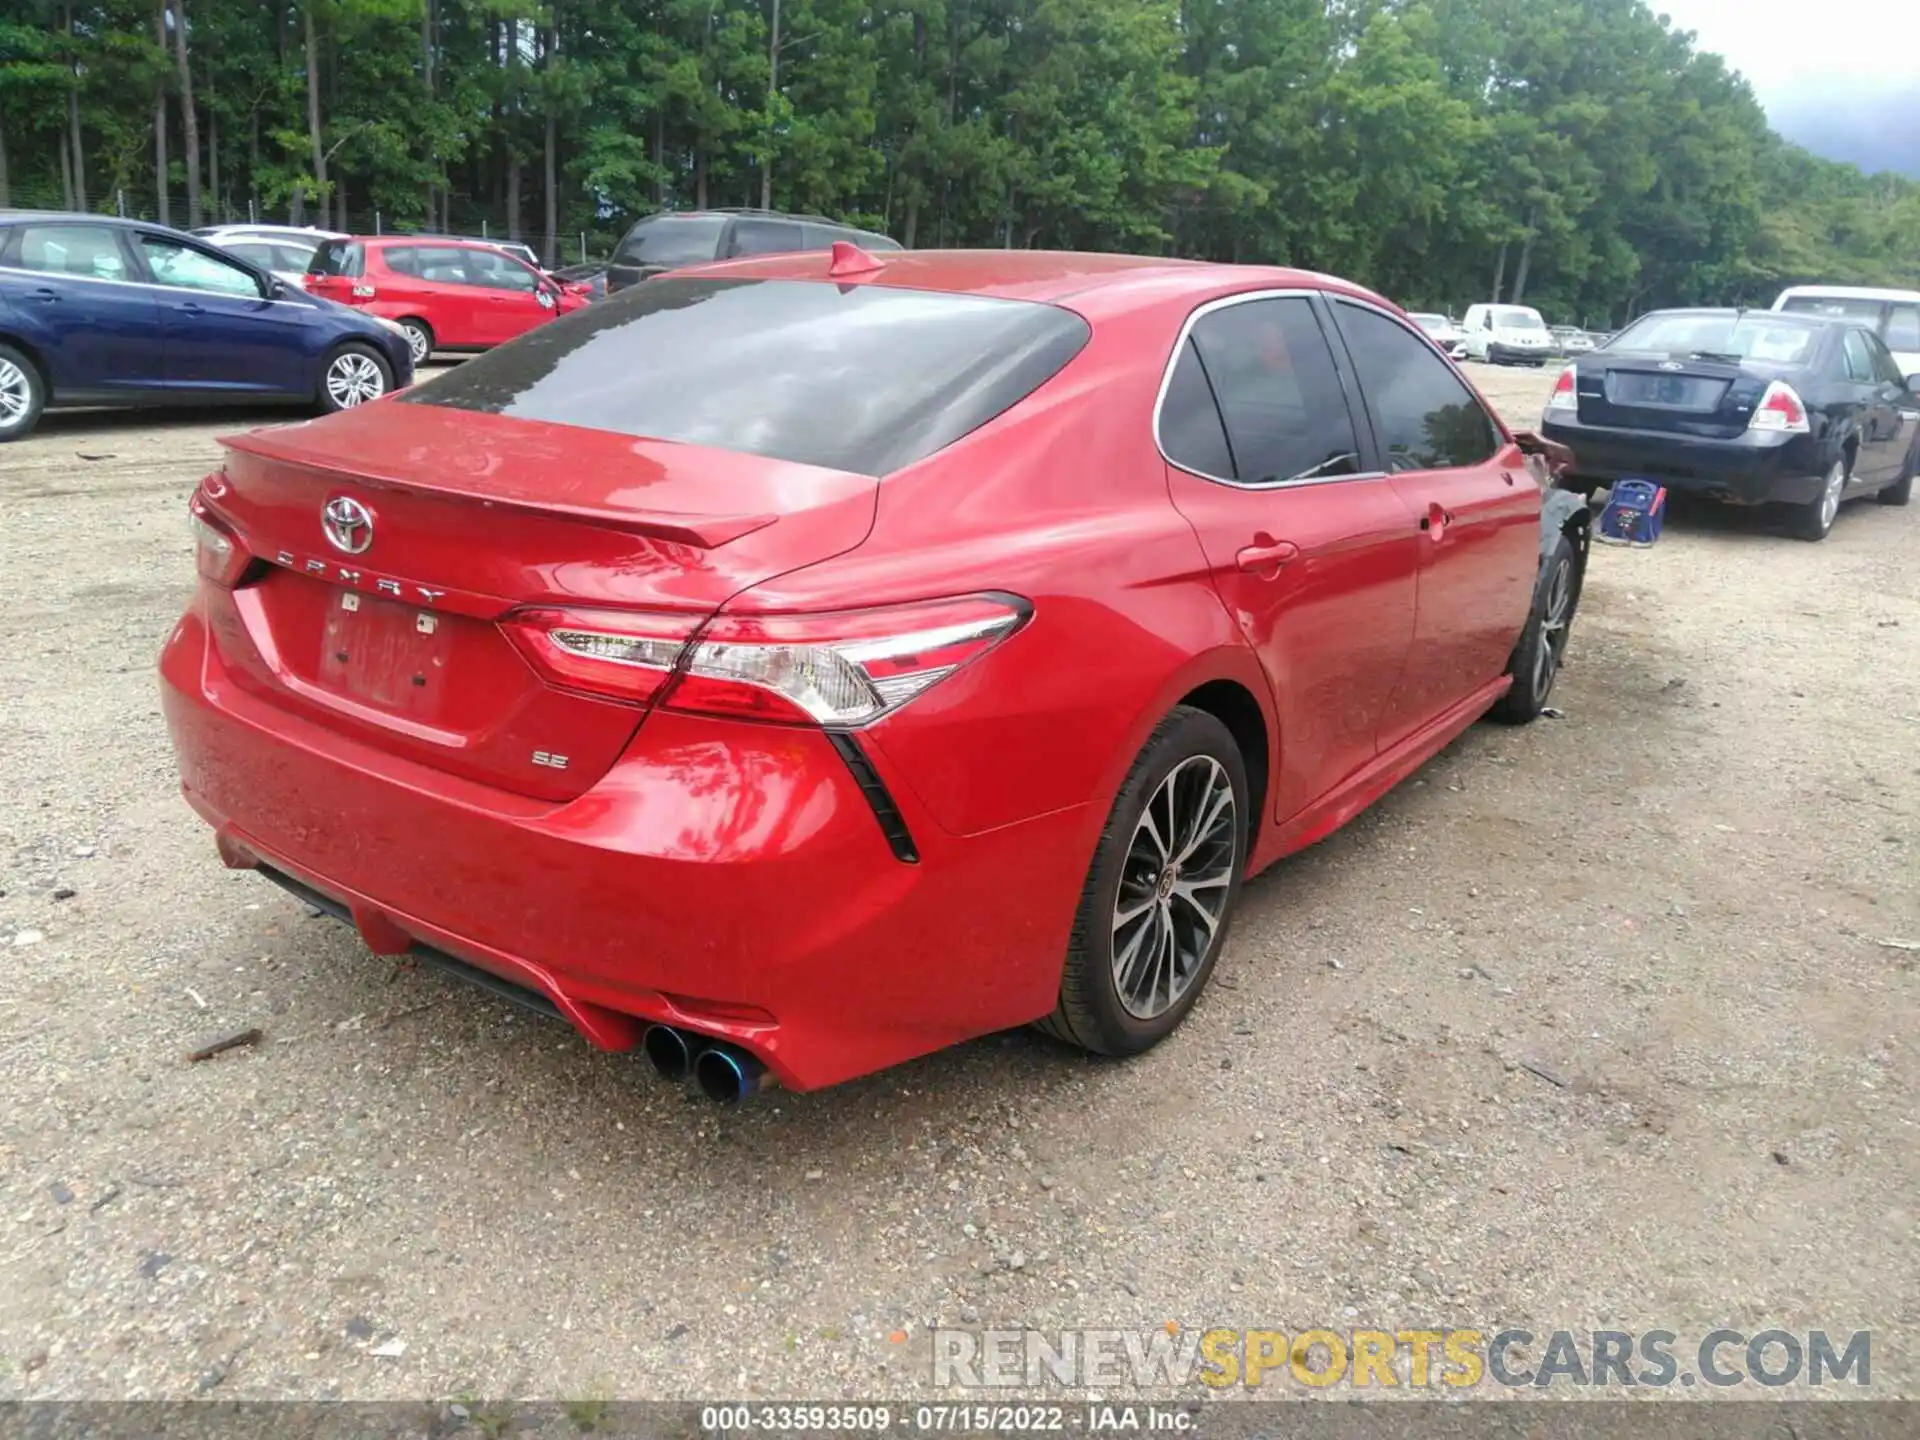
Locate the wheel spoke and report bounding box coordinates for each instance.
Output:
[1112,895,1156,933]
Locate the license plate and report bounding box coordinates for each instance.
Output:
[1609,371,1728,410]
[317,591,453,713]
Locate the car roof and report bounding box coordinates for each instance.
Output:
[1777,284,1920,304]
[1640,306,1844,329]
[358,235,521,252]
[667,247,1394,317]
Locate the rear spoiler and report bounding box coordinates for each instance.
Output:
[220,427,779,549]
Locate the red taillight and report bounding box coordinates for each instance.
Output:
[187,494,250,587]
[501,608,704,706]
[350,283,376,300]
[1546,365,1577,411]
[1749,380,1810,434]
[502,594,1030,725]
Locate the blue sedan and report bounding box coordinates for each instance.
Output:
[0,211,414,441]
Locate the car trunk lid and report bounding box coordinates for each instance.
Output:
[1575,351,1774,438]
[200,402,877,801]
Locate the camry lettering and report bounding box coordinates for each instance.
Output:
[270,549,445,606]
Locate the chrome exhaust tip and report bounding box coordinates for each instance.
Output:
[694,1043,768,1104]
[642,1024,696,1082]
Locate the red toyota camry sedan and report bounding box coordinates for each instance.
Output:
[160,248,1589,1100]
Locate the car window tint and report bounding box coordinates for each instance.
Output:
[464,248,539,291]
[1159,338,1236,479]
[614,216,726,268]
[1780,295,1885,324]
[307,240,363,277]
[1336,302,1500,471]
[1865,332,1906,386]
[729,219,808,258]
[1186,298,1359,485]
[404,246,475,284]
[400,277,1090,475]
[12,224,128,281]
[140,237,261,297]
[1886,305,1920,354]
[223,241,275,268]
[1842,328,1876,382]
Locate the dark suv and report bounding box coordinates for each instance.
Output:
[604,209,901,294]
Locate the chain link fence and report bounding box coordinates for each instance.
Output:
[3,178,615,266]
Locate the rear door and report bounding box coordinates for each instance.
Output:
[134,231,312,396]
[397,244,488,345]
[1862,329,1920,482]
[1841,327,1903,484]
[0,220,163,394]
[1883,302,1920,378]
[1327,299,1537,745]
[1158,292,1420,823]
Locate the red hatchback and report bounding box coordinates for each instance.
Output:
[304,235,588,366]
[160,248,1590,1100]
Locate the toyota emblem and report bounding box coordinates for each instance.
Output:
[322,496,374,554]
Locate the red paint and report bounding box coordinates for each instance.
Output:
[304,236,587,351]
[160,251,1542,1090]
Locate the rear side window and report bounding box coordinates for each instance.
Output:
[7,223,128,281]
[728,218,807,257]
[400,277,1090,475]
[1886,304,1920,354]
[613,216,726,268]
[1336,302,1499,471]
[464,248,539,290]
[1185,298,1360,485]
[307,240,363,278]
[1866,332,1906,387]
[1158,339,1236,480]
[1842,329,1877,382]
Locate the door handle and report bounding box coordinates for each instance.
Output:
[175,301,206,315]
[26,288,60,303]
[1421,502,1453,538]
[1235,538,1299,575]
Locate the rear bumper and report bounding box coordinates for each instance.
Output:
[159,604,1091,1090]
[1486,343,1551,365]
[1540,416,1827,504]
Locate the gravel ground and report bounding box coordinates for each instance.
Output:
[0,364,1915,1401]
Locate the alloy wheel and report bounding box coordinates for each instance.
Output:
[1532,555,1574,703]
[0,358,32,427]
[1819,460,1846,532]
[1111,755,1237,1020]
[326,352,386,408]
[405,324,431,364]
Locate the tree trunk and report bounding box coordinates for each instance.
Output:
[760,0,779,209]
[304,1,326,224]
[171,0,202,228]
[1490,241,1507,304]
[61,130,75,210]
[695,150,707,210]
[421,0,435,221]
[153,0,170,223]
[67,2,88,210]
[651,113,663,207]
[903,195,918,250]
[0,111,9,209]
[543,14,558,265]
[1511,219,1537,304]
[205,58,219,219]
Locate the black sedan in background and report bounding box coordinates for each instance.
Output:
[1542,308,1919,539]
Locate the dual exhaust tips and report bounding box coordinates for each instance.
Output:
[643,1024,769,1104]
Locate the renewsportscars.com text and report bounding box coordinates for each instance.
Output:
[932,1327,1871,1390]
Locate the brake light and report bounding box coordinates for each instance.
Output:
[1749,380,1810,434]
[1546,365,1577,411]
[502,594,1030,725]
[502,608,704,706]
[187,497,250,586]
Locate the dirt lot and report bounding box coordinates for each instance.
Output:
[0,364,1915,1401]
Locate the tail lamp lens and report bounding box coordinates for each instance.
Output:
[188,508,249,586]
[503,595,1029,725]
[1749,381,1810,434]
[1546,365,1577,411]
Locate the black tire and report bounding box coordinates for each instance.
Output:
[1036,707,1249,1056]
[0,342,47,443]
[315,342,394,414]
[1878,438,1915,506]
[1490,531,1580,724]
[1789,455,1849,541]
[398,318,434,367]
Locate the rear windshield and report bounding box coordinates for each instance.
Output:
[613,216,728,269]
[1492,307,1545,330]
[399,277,1091,475]
[307,239,363,278]
[1779,294,1888,323]
[1613,313,1819,365]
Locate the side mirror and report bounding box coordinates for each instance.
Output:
[1906,373,1920,393]
[537,286,557,311]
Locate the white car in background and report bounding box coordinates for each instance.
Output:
[195,224,346,289]
[1773,285,1920,381]
[1408,311,1467,359]
[1460,303,1554,366]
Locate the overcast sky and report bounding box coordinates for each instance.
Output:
[1652,0,1920,175]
